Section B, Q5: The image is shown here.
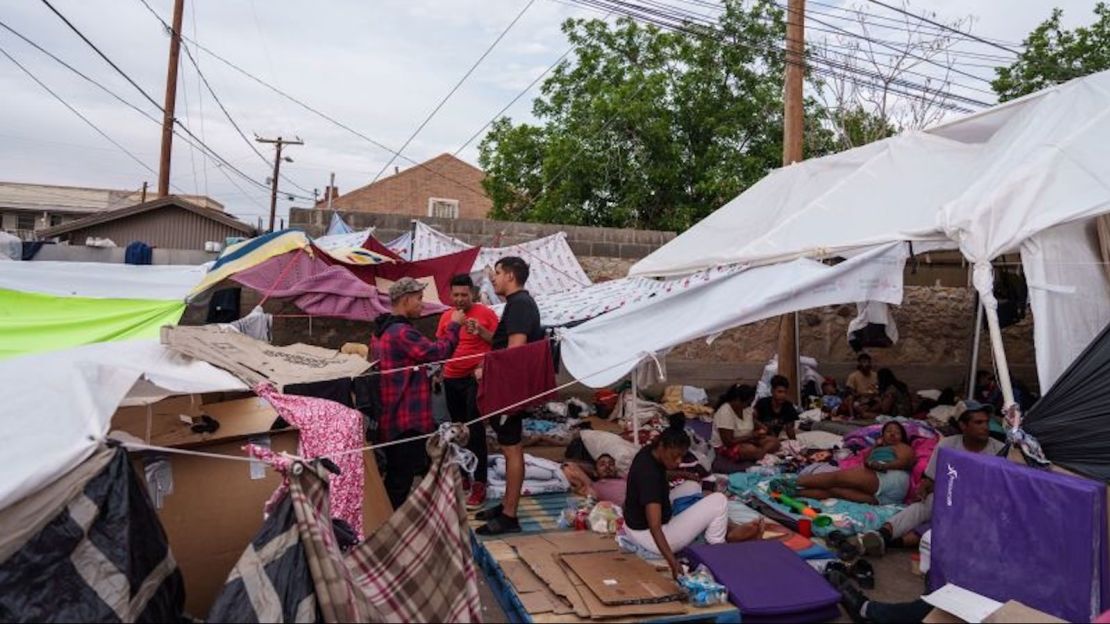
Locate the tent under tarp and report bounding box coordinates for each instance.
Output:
[0,447,185,622]
[0,261,208,360]
[628,69,1110,396]
[1024,320,1110,481]
[0,339,246,512]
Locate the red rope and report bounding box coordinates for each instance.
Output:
[257,248,305,308]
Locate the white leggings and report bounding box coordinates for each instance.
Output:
[626,490,730,554]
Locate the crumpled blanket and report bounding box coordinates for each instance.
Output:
[728,473,903,536]
[487,454,570,499]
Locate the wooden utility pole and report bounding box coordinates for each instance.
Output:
[256,136,303,232]
[157,0,185,198]
[777,0,806,401]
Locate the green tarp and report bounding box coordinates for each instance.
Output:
[0,288,185,360]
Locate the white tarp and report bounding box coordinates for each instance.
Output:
[0,231,20,261]
[561,242,908,388]
[1021,218,1110,391]
[405,221,592,297]
[314,228,374,254]
[0,339,246,512]
[630,132,970,277]
[0,261,206,300]
[325,212,354,235]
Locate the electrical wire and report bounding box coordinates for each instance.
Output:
[136,0,315,197]
[39,0,311,200]
[0,43,167,183]
[565,0,990,108]
[370,0,538,184]
[865,0,1020,55]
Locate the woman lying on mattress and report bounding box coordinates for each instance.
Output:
[624,414,765,579]
[792,421,914,505]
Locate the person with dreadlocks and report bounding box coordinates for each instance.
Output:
[623,414,766,579]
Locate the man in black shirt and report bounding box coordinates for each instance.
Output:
[473,256,544,535]
[754,374,799,440]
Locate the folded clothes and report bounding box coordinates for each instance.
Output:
[487,453,570,499]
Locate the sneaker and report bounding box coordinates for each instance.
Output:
[857,531,886,558]
[824,569,868,624]
[466,482,487,510]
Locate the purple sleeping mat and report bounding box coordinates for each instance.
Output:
[930,447,1110,623]
[683,540,840,623]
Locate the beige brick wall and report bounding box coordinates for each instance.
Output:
[326,154,492,220]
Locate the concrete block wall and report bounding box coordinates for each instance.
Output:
[290,208,675,261]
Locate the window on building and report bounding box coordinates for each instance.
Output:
[49,214,65,227]
[16,213,36,231]
[427,197,460,219]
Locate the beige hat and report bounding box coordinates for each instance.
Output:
[389,276,427,300]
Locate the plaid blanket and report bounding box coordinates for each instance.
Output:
[211,425,482,623]
[0,447,184,622]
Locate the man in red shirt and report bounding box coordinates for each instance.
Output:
[437,274,499,508]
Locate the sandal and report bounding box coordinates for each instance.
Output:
[476,513,521,536]
[475,504,503,522]
[856,531,886,558]
[851,559,875,589]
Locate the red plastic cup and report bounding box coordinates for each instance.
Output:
[797,518,812,538]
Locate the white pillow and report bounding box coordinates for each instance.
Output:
[580,430,638,476]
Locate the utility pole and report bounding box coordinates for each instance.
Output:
[327,172,335,210]
[157,0,185,198]
[777,0,805,401]
[255,136,303,232]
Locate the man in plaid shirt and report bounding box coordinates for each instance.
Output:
[374,277,463,508]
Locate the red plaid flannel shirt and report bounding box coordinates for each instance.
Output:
[375,317,460,442]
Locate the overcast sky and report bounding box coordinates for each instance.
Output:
[0,0,1097,224]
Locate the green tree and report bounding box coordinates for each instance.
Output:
[993,3,1110,102]
[479,2,836,231]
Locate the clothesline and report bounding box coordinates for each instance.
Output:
[353,335,559,379]
[113,351,644,465]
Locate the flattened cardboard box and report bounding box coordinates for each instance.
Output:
[112,394,391,617]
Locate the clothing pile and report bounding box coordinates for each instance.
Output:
[487,454,570,499]
[661,385,714,420]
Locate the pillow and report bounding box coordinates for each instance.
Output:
[580,430,638,476]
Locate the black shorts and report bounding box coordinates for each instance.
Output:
[491,412,524,446]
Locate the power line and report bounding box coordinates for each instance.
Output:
[565,0,990,108]
[160,17,499,203]
[865,0,1020,55]
[136,0,313,197]
[369,0,538,184]
[37,0,311,200]
[190,0,209,196]
[0,42,166,182]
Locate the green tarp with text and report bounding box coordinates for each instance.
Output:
[0,288,185,360]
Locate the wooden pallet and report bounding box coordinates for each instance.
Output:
[471,531,742,623]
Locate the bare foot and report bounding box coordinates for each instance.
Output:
[726,517,765,542]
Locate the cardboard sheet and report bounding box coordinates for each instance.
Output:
[161,325,372,388]
[561,552,684,605]
[564,562,686,619]
[511,537,591,618]
[502,559,573,616]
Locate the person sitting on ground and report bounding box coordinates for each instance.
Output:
[711,383,780,463]
[862,401,1005,550]
[624,414,766,580]
[753,375,799,440]
[846,353,879,401]
[792,422,915,505]
[864,368,913,418]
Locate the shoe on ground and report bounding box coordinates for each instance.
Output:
[825,569,868,624]
[466,482,487,510]
[858,530,886,557]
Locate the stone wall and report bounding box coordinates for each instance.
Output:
[290,208,676,261]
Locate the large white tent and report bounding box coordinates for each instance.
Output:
[574,70,1110,400]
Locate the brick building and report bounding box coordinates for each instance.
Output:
[319,154,491,220]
